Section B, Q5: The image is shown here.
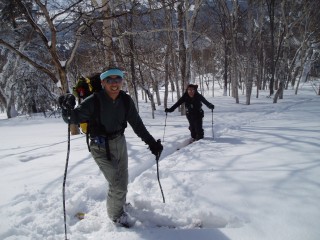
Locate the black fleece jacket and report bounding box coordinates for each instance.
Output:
[62,90,156,145]
[168,91,213,115]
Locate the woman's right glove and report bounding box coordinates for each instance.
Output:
[165,108,173,113]
[58,94,76,110]
[209,104,215,110]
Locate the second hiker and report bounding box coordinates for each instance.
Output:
[165,84,214,141]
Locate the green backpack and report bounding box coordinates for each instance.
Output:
[72,74,102,134]
[73,74,102,100]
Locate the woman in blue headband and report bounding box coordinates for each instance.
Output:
[59,67,163,227]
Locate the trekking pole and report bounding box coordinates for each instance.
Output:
[155,142,165,203]
[62,111,71,240]
[211,109,214,140]
[162,113,168,143]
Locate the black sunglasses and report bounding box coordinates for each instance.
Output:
[104,76,123,84]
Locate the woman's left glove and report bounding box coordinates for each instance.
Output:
[148,139,163,157]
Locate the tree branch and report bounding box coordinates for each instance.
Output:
[0,39,59,83]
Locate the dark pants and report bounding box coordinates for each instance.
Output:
[186,113,204,140]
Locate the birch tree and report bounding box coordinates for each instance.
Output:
[0,0,90,93]
[229,0,240,103]
[177,0,203,114]
[245,0,255,105]
[215,0,232,97]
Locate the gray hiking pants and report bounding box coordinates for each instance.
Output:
[90,134,128,221]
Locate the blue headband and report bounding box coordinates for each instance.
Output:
[100,69,124,80]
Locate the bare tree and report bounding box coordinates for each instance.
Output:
[245,0,255,105]
[177,0,203,114]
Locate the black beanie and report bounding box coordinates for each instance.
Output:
[187,84,198,90]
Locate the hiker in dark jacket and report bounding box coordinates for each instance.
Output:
[165,84,214,141]
[59,68,163,227]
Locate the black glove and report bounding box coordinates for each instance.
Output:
[148,139,163,157]
[58,94,76,110]
[209,104,215,110]
[165,108,173,113]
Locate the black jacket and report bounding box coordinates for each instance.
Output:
[62,90,156,145]
[168,91,213,116]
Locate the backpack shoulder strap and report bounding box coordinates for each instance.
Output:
[119,91,131,120]
[86,92,100,152]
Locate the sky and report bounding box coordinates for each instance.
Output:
[0,83,319,240]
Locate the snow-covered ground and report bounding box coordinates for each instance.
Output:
[0,85,319,240]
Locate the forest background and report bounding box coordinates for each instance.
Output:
[0,0,320,119]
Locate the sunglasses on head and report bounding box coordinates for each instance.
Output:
[104,76,123,84]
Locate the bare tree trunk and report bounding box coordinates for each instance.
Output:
[101,0,113,65]
[152,72,161,106]
[231,0,239,103]
[112,4,138,109]
[295,43,310,95]
[246,0,254,105]
[139,68,155,119]
[129,35,139,110]
[273,67,285,103]
[223,39,229,96]
[177,1,186,114]
[163,1,174,109]
[256,1,264,98]
[291,67,300,89]
[164,47,170,109]
[266,0,276,96]
[273,81,284,103]
[185,0,203,86]
[176,0,203,114]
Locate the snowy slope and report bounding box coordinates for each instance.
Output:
[0,86,319,240]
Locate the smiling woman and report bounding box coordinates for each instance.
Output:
[58,67,163,228]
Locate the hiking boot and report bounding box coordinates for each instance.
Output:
[113,212,135,228]
[195,135,203,141]
[124,202,133,212]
